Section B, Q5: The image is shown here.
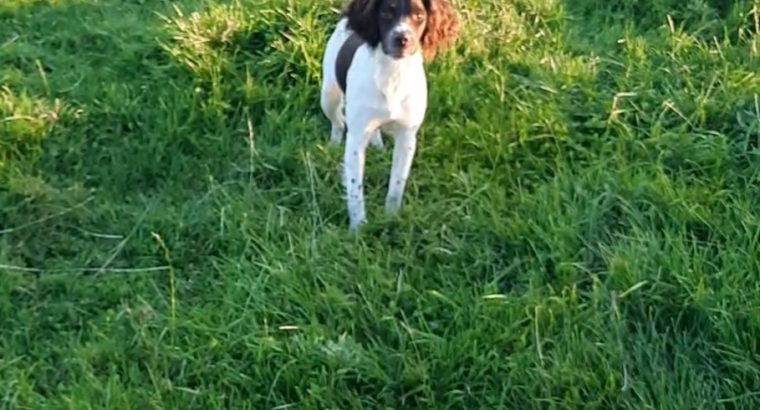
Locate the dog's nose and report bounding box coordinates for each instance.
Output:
[395,34,410,47]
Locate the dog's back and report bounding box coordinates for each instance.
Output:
[321,18,354,97]
[321,17,369,147]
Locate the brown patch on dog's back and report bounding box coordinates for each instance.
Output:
[335,33,365,93]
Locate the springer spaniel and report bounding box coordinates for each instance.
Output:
[320,0,459,231]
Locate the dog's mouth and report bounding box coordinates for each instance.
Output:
[382,44,418,59]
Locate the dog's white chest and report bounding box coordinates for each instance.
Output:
[371,56,427,126]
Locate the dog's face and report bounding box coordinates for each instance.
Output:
[376,0,427,58]
[345,0,460,61]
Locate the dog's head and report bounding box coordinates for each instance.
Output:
[344,0,460,60]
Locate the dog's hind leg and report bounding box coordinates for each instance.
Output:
[320,86,345,146]
[369,129,384,150]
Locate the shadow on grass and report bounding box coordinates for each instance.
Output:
[0,0,343,264]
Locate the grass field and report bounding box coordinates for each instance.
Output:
[2,0,760,408]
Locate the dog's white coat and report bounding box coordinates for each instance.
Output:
[320,18,428,230]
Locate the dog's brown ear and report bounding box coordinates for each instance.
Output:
[344,0,381,47]
[421,0,460,61]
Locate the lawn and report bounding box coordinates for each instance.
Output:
[1,0,760,408]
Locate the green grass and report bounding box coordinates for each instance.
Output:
[2,0,760,407]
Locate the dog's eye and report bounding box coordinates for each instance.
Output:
[414,11,425,20]
[380,11,393,20]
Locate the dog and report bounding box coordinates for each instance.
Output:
[319,0,459,231]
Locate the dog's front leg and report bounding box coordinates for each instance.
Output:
[344,127,373,231]
[385,126,419,214]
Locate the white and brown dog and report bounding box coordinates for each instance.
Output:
[320,0,459,231]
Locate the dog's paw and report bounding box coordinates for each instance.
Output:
[328,137,342,147]
[329,126,344,146]
[369,133,384,150]
[348,218,367,233]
